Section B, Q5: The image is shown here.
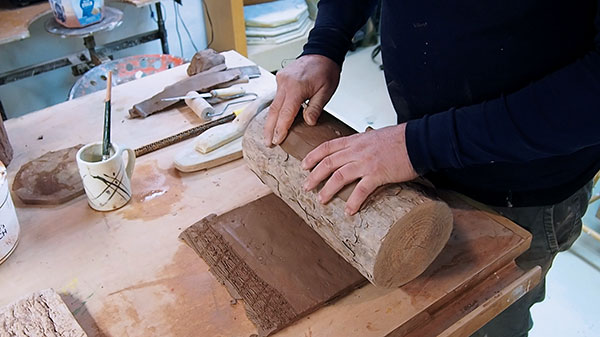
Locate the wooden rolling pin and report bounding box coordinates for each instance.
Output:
[243,111,453,288]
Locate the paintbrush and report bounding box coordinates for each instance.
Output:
[102,72,112,161]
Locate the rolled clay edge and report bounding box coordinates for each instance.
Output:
[372,200,454,288]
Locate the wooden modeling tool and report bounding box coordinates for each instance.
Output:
[102,72,112,161]
[174,108,245,172]
[194,90,275,154]
[174,137,243,172]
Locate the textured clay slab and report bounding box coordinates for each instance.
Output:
[0,288,87,337]
[12,145,84,205]
[179,194,367,336]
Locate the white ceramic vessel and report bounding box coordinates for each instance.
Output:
[0,162,20,265]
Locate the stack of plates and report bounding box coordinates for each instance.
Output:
[244,0,313,45]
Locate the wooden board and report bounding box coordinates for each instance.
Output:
[180,194,366,336]
[0,288,87,337]
[0,51,538,337]
[0,0,158,45]
[204,0,248,56]
[181,189,534,336]
[0,2,51,45]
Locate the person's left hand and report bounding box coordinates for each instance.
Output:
[301,123,418,215]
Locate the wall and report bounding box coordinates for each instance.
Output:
[0,0,208,119]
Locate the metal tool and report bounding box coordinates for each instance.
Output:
[161,87,247,102]
[102,72,112,161]
[134,113,237,157]
[206,93,258,119]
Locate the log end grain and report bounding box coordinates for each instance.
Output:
[373,200,453,287]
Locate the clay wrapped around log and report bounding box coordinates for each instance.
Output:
[243,111,454,288]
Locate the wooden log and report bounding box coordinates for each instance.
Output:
[0,118,13,166]
[243,111,454,288]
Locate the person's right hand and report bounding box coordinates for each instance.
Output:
[263,54,341,146]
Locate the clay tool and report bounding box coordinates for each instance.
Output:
[174,137,243,172]
[195,90,275,154]
[160,87,247,102]
[183,91,215,120]
[134,113,236,157]
[206,94,258,119]
[102,72,112,161]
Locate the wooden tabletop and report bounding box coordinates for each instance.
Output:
[0,2,51,45]
[0,51,540,337]
[0,0,159,45]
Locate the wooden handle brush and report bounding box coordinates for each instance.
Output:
[102,72,112,160]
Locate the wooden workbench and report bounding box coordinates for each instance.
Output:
[0,51,540,337]
[0,0,159,45]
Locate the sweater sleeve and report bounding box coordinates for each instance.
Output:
[301,0,378,67]
[405,14,600,175]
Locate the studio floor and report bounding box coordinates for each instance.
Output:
[327,45,600,337]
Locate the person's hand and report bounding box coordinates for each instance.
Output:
[301,124,418,215]
[264,54,341,146]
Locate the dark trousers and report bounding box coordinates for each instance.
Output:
[471,181,593,337]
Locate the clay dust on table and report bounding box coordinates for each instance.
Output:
[118,160,184,221]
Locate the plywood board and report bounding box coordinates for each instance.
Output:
[181,189,532,336]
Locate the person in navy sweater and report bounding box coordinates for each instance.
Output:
[263,1,599,335]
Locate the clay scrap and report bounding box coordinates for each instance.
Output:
[129,67,240,118]
[0,288,87,337]
[179,194,366,336]
[187,49,226,76]
[12,145,84,205]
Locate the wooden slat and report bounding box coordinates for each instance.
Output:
[397,263,541,337]
[204,0,247,56]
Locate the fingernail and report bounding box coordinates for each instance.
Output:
[318,194,323,203]
[345,207,351,216]
[303,181,309,191]
[301,160,307,170]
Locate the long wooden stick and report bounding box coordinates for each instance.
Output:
[134,113,236,157]
[582,224,600,242]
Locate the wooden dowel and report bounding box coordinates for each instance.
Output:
[106,72,112,102]
[582,224,600,242]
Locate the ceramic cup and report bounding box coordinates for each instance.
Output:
[0,162,20,265]
[76,142,135,211]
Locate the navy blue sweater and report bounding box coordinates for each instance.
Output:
[302,0,600,207]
